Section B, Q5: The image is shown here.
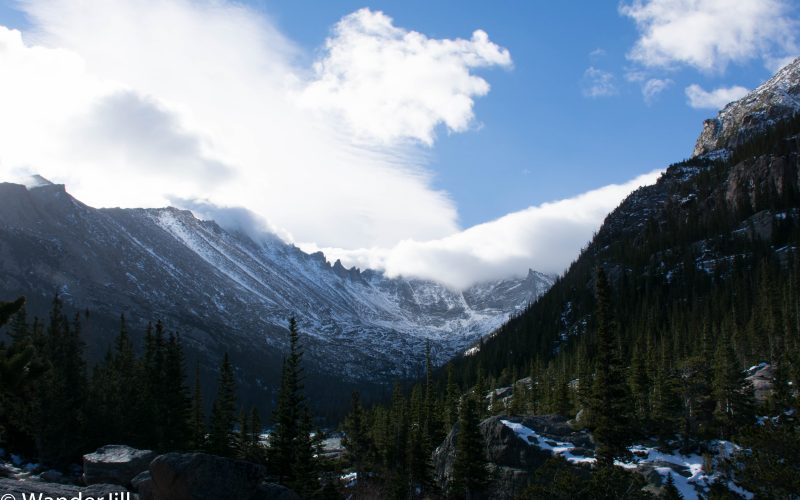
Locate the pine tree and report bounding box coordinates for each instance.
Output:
[190,362,206,450]
[576,346,593,417]
[680,323,715,441]
[36,298,88,466]
[208,352,237,456]
[651,345,682,441]
[407,383,434,494]
[771,348,793,412]
[588,268,634,466]
[445,365,460,430]
[713,332,755,439]
[424,341,444,447]
[661,472,681,500]
[342,391,370,474]
[0,297,38,450]
[449,395,489,499]
[161,333,191,450]
[268,318,317,491]
[552,369,573,417]
[250,407,262,445]
[628,342,650,429]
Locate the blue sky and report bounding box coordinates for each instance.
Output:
[0,1,797,286]
[253,0,791,225]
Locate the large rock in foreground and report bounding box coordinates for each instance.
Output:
[0,477,129,497]
[140,452,284,500]
[433,414,592,500]
[83,444,156,487]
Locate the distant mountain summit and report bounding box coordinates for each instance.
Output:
[0,181,553,403]
[693,57,800,158]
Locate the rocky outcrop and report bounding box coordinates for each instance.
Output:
[433,415,591,500]
[137,452,295,500]
[83,444,156,487]
[723,148,800,215]
[0,477,129,497]
[745,363,774,402]
[693,57,800,157]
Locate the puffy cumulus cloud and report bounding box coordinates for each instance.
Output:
[685,83,750,109]
[0,1,503,249]
[300,8,512,146]
[620,0,798,72]
[314,171,663,289]
[642,77,673,103]
[581,67,617,98]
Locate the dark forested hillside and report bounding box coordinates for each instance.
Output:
[449,113,800,398]
[336,104,800,497]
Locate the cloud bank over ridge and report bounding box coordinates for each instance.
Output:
[0,0,661,288]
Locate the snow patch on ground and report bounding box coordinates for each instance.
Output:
[500,420,753,499]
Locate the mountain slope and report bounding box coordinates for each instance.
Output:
[453,57,800,385]
[0,181,552,404]
[693,58,800,158]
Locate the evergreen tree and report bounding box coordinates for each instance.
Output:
[588,268,633,466]
[190,362,206,450]
[0,297,39,450]
[36,298,88,466]
[342,391,370,474]
[449,395,489,499]
[268,318,317,491]
[208,352,237,456]
[161,333,191,450]
[628,343,650,429]
[712,332,754,439]
[661,472,681,500]
[651,346,682,441]
[771,348,793,412]
[250,407,262,445]
[444,365,460,430]
[407,383,434,494]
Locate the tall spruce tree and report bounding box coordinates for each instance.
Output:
[268,318,317,492]
[342,391,370,474]
[162,333,191,450]
[208,352,237,456]
[190,362,206,450]
[449,395,489,499]
[0,297,36,449]
[712,332,755,439]
[445,365,460,430]
[588,267,633,466]
[37,297,88,466]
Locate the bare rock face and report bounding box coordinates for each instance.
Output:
[724,149,800,215]
[83,444,156,487]
[693,57,800,158]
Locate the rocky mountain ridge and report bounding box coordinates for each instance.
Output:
[693,57,800,158]
[0,180,553,401]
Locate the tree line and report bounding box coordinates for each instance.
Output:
[0,297,329,497]
[335,114,800,497]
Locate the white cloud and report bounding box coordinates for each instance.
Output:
[0,1,516,250]
[582,67,618,97]
[315,171,663,289]
[300,8,512,146]
[620,0,798,72]
[642,77,672,103]
[685,83,749,109]
[0,1,664,289]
